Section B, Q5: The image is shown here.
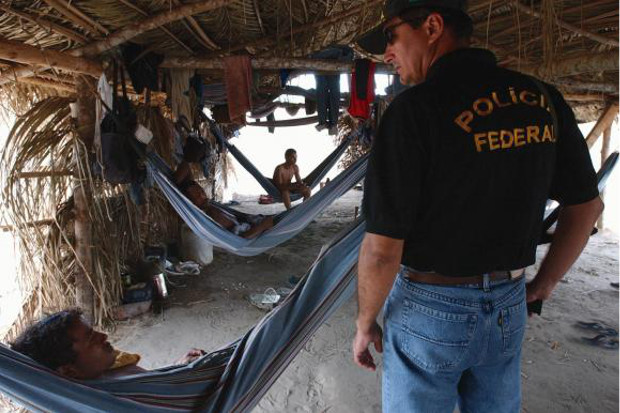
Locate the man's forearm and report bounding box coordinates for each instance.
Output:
[357,234,403,331]
[533,196,604,294]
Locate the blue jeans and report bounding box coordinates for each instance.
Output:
[382,269,527,413]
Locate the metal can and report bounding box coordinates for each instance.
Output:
[152,273,168,298]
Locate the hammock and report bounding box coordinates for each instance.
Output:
[211,119,358,201]
[540,151,618,243]
[0,221,366,413]
[146,150,368,256]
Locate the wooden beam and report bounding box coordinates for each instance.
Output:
[73,0,228,57]
[248,115,320,127]
[563,93,606,102]
[162,56,393,73]
[517,51,619,78]
[512,1,619,48]
[554,79,618,94]
[0,37,102,76]
[0,4,89,44]
[585,103,619,149]
[43,0,109,36]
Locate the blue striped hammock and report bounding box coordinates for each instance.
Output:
[147,149,367,256]
[0,220,366,413]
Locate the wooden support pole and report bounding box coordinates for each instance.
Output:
[162,56,393,73]
[73,77,96,323]
[597,125,613,229]
[553,79,618,94]
[586,103,619,149]
[169,0,220,50]
[0,37,102,77]
[73,0,228,57]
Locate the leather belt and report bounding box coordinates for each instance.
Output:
[403,268,525,286]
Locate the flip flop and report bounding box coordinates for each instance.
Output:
[582,334,619,350]
[576,321,618,337]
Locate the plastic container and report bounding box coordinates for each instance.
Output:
[180,224,213,265]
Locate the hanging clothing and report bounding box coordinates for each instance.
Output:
[169,69,195,125]
[347,59,376,120]
[316,75,340,127]
[224,55,253,125]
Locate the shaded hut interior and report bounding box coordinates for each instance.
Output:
[0,0,617,398]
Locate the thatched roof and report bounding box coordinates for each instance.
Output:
[0,0,617,116]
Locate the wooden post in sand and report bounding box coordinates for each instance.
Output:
[73,76,96,323]
[597,124,613,229]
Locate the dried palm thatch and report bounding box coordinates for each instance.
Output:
[0,97,184,337]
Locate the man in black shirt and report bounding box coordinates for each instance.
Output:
[352,1,603,412]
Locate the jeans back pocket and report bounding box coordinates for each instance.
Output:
[500,300,527,355]
[400,298,477,372]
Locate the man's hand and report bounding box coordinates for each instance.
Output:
[352,321,383,371]
[526,279,554,303]
[175,348,206,365]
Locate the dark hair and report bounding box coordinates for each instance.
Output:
[285,148,296,157]
[10,309,83,370]
[400,6,473,40]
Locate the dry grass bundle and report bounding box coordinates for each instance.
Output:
[336,114,371,170]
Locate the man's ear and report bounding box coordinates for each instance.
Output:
[425,13,445,43]
[57,364,81,379]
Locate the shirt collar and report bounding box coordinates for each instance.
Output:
[426,48,497,81]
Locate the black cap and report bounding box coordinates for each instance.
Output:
[357,0,467,54]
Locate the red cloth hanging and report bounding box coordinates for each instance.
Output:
[347,60,375,120]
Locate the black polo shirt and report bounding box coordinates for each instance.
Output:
[362,48,598,277]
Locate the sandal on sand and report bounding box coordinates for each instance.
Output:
[576,321,618,337]
[582,334,619,350]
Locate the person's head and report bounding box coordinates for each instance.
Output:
[184,182,209,209]
[284,149,297,165]
[11,309,116,379]
[182,135,207,164]
[358,0,473,85]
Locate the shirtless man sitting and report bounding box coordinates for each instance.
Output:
[272,149,311,210]
[11,309,205,379]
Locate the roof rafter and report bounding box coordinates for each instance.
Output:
[170,0,220,50]
[115,0,195,55]
[512,1,619,47]
[42,0,109,36]
[0,4,89,44]
[73,0,228,57]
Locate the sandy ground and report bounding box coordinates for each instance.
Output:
[109,190,619,413]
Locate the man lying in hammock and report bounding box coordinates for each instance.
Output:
[11,309,205,380]
[273,148,311,210]
[174,143,274,239]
